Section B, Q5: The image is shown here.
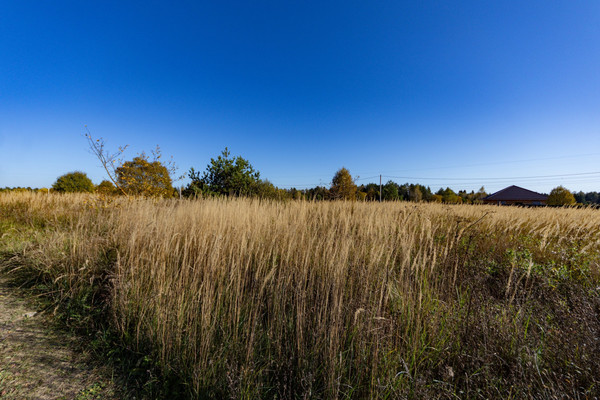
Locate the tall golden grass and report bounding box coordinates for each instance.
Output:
[1,192,599,398]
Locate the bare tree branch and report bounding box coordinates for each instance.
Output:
[84,126,129,196]
[150,145,184,182]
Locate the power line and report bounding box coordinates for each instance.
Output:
[265,151,600,189]
[380,177,600,189]
[275,175,380,188]
[271,172,600,190]
[355,175,380,181]
[373,152,600,175]
[382,171,600,182]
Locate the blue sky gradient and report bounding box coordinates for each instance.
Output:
[1,1,599,193]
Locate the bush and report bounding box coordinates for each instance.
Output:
[52,171,95,193]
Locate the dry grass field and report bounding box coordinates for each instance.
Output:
[1,192,599,398]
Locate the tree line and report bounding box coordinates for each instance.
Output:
[4,137,595,207]
[573,191,600,205]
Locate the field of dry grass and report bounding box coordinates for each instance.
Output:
[1,192,599,398]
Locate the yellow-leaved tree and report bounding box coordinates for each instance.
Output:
[330,167,357,200]
[547,186,576,206]
[85,128,179,197]
[116,151,176,197]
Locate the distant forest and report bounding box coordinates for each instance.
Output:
[4,146,599,205]
[4,184,600,206]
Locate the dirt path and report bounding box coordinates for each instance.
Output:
[0,275,118,400]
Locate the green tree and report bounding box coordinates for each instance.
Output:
[288,188,303,200]
[116,153,175,197]
[330,168,357,200]
[359,183,379,201]
[186,148,261,197]
[547,186,576,206]
[306,186,330,201]
[585,192,600,204]
[409,184,422,202]
[437,187,462,203]
[421,185,433,201]
[398,184,410,201]
[383,181,399,201]
[574,191,586,204]
[52,171,95,193]
[256,179,281,199]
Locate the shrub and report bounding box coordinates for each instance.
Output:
[52,171,95,193]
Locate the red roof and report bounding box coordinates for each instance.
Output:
[483,185,548,202]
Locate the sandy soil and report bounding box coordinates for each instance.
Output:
[0,275,117,400]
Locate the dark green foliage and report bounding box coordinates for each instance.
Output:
[574,191,586,204]
[305,186,330,201]
[585,191,600,204]
[358,183,379,201]
[382,181,399,200]
[287,187,303,200]
[185,148,261,197]
[574,190,600,205]
[52,171,95,193]
[358,182,433,202]
[408,184,422,201]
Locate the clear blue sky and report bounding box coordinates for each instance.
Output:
[1,1,599,193]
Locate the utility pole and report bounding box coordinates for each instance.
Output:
[379,174,382,202]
